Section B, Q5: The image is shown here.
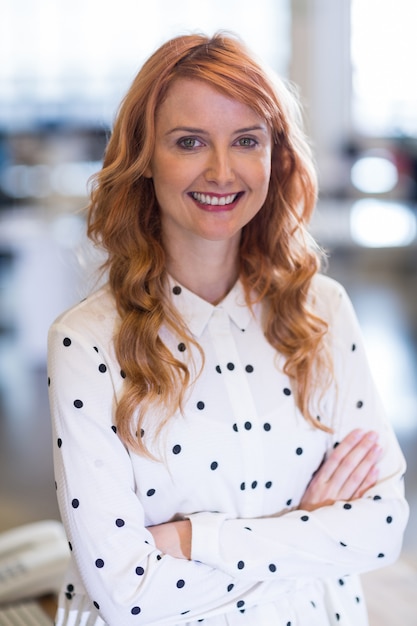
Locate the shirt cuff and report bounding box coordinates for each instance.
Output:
[186,511,230,566]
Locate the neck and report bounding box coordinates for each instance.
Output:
[165,238,240,304]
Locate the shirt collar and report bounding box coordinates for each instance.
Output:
[167,275,254,337]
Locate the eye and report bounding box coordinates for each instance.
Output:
[235,137,258,148]
[177,137,204,149]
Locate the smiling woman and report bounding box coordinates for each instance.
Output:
[47,32,408,626]
[145,78,272,291]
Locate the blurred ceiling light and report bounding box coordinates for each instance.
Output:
[350,199,416,247]
[351,155,398,194]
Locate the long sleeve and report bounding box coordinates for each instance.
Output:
[188,281,409,581]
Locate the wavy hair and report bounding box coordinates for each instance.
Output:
[87,32,331,454]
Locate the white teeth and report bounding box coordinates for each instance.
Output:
[192,192,238,206]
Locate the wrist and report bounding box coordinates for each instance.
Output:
[176,519,192,560]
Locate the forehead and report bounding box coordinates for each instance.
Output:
[155,78,267,130]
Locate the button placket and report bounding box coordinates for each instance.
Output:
[208,307,265,516]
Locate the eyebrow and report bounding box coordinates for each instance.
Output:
[166,125,269,136]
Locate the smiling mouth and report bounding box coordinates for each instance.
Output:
[190,192,242,206]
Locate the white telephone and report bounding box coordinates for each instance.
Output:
[0,520,70,604]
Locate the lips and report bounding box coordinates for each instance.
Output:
[189,191,243,210]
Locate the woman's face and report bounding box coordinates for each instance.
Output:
[146,78,272,252]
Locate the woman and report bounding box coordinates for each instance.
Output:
[48,33,408,625]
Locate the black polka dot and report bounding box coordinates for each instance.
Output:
[340,541,347,547]
[338,579,345,586]
[356,596,361,603]
[343,503,352,510]
[244,526,252,531]
[178,342,186,352]
[263,423,271,431]
[286,499,292,506]
[67,584,74,592]
[131,606,141,615]
[311,601,316,608]
[283,387,291,396]
[47,377,50,386]
[237,560,245,569]
[65,592,72,600]
[136,566,144,576]
[95,559,104,568]
[265,481,272,489]
[245,364,254,373]
[197,401,205,410]
[216,365,222,373]
[93,601,100,610]
[296,447,303,455]
[352,343,356,351]
[147,488,156,496]
[333,441,340,448]
[115,518,125,527]
[233,423,238,432]
[356,400,364,408]
[156,554,162,560]
[63,337,71,347]
[93,346,98,353]
[373,495,382,500]
[227,583,234,592]
[120,370,126,378]
[68,542,73,551]
[251,481,257,489]
[73,399,83,409]
[98,363,107,373]
[378,553,385,558]
[386,516,393,524]
[240,482,246,490]
[244,421,252,430]
[210,461,218,470]
[269,563,277,572]
[227,362,235,370]
[71,499,79,508]
[111,425,117,433]
[237,600,245,608]
[176,579,185,588]
[336,613,340,621]
[172,444,182,454]
[57,438,62,448]
[301,515,309,522]
[172,285,182,295]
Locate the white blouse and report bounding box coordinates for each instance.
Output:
[47,274,409,626]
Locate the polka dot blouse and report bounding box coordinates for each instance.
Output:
[47,274,409,626]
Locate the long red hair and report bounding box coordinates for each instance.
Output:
[87,32,330,454]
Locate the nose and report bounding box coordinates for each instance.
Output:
[204,147,236,186]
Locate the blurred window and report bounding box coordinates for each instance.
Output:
[351,0,417,137]
[0,0,289,130]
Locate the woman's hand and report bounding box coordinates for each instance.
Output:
[148,519,192,559]
[299,429,382,511]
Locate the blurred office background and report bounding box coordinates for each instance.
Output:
[0,0,416,616]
